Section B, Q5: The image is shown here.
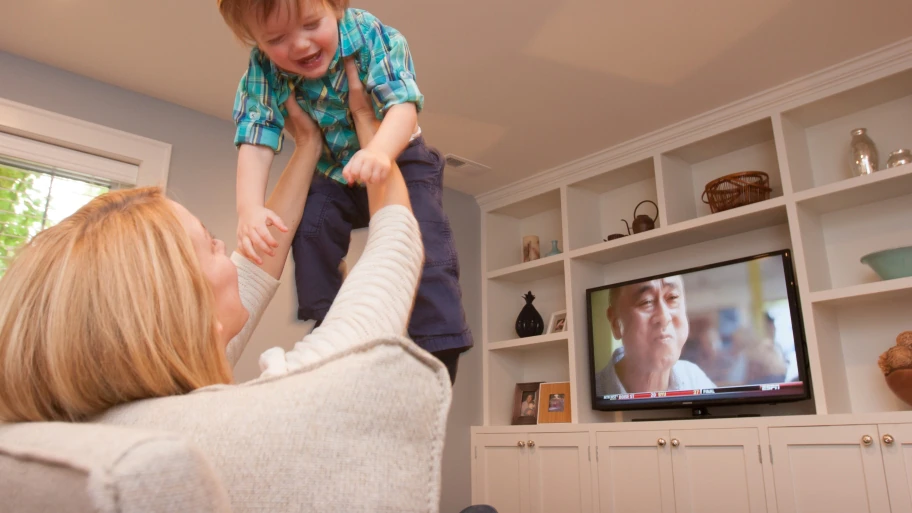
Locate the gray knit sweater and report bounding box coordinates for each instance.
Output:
[223,205,424,378]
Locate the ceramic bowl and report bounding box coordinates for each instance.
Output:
[861,246,912,280]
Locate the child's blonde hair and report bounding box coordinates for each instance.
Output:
[0,187,232,422]
[218,0,351,45]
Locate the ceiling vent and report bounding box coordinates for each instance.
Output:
[444,154,491,176]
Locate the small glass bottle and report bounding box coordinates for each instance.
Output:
[849,128,879,176]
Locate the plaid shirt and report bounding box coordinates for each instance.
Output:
[232,8,424,184]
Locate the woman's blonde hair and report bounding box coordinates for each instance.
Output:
[0,187,232,422]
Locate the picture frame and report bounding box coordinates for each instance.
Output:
[512,382,543,425]
[538,381,572,424]
[547,310,567,334]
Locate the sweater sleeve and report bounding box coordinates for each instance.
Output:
[258,204,424,377]
[225,252,281,368]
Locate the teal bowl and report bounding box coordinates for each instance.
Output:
[861,246,912,280]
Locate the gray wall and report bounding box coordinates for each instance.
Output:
[0,51,482,511]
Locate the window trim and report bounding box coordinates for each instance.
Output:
[0,97,171,187]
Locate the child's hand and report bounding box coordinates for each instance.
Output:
[237,205,288,264]
[342,147,391,185]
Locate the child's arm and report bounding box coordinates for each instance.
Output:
[341,10,424,186]
[236,144,286,264]
[341,102,416,186]
[232,50,293,263]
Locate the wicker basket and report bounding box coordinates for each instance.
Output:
[701,171,771,213]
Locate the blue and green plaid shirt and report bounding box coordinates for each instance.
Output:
[232,8,424,184]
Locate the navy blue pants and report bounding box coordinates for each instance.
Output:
[292,137,473,374]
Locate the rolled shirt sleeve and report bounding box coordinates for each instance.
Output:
[356,10,425,117]
[232,50,291,152]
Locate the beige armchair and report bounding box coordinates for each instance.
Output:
[0,335,451,512]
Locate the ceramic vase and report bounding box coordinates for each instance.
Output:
[515,291,544,338]
[522,235,540,263]
[849,128,879,176]
[544,240,562,257]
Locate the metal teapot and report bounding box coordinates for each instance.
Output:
[622,200,658,234]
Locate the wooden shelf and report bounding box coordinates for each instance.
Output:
[488,332,569,352]
[809,276,912,307]
[794,162,912,214]
[569,197,787,265]
[487,254,565,282]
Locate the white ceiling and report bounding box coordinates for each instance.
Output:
[3,0,912,196]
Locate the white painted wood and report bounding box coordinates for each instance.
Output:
[594,430,675,513]
[0,131,139,186]
[474,433,531,513]
[879,423,912,513]
[671,428,768,513]
[769,425,890,513]
[571,198,788,266]
[527,432,592,513]
[807,303,850,415]
[658,153,696,224]
[0,97,171,187]
[820,193,912,290]
[803,94,912,189]
[568,258,618,426]
[783,202,829,415]
[809,275,912,306]
[833,295,912,414]
[487,273,566,344]
[793,162,912,214]
[476,39,912,212]
[770,113,796,197]
[487,255,565,282]
[487,342,571,426]
[488,333,569,352]
[472,412,912,435]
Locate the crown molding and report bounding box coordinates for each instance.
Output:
[476,36,912,212]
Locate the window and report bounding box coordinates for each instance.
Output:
[0,156,123,275]
[0,97,172,277]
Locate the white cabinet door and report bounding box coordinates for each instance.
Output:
[769,425,890,513]
[670,428,768,513]
[527,432,593,513]
[474,434,530,513]
[594,430,675,513]
[879,423,912,512]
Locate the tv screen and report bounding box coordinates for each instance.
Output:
[587,250,810,412]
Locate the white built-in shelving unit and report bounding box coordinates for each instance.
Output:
[477,41,912,428]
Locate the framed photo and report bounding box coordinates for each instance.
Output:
[547,310,567,334]
[538,382,572,424]
[512,382,542,425]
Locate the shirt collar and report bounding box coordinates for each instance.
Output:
[326,9,362,74]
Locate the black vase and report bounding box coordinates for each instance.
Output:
[515,291,544,338]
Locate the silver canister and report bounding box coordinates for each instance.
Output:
[850,128,879,176]
[887,149,912,169]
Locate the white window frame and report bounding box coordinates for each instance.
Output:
[0,97,171,187]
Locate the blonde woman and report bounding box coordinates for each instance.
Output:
[0,58,422,423]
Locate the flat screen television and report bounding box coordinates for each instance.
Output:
[586,250,810,412]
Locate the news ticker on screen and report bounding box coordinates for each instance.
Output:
[604,381,805,401]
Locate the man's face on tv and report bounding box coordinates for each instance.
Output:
[608,276,689,371]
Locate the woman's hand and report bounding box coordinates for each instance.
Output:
[283,94,321,159]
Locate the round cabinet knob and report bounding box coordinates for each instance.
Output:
[657,438,667,447]
[671,439,680,447]
[528,440,535,448]
[883,434,895,445]
[862,435,873,446]
[517,441,526,448]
